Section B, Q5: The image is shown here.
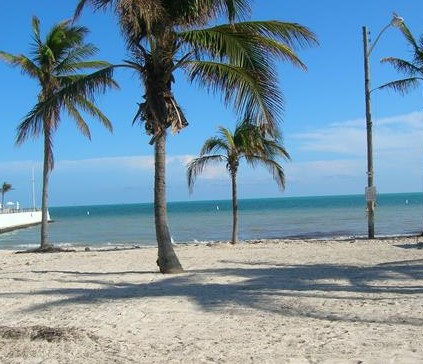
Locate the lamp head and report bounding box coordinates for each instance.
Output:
[391,12,404,27]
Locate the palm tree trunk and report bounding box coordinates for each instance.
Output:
[231,172,238,244]
[40,132,51,250]
[154,132,183,273]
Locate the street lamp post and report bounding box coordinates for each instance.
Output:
[362,13,403,239]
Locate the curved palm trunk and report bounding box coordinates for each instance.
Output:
[154,132,183,273]
[231,171,238,244]
[40,132,52,250]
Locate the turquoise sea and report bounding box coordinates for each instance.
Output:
[1,192,423,250]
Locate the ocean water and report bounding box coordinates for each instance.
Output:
[0,192,422,250]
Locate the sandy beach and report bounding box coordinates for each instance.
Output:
[0,237,422,363]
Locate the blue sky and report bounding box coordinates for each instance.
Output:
[1,1,423,207]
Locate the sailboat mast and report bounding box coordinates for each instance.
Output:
[32,167,36,210]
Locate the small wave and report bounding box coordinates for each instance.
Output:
[15,243,39,249]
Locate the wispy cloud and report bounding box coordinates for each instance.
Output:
[286,159,363,180]
[56,156,154,172]
[0,160,42,173]
[286,110,423,194]
[291,111,423,158]
[3,110,423,206]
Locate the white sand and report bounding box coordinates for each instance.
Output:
[0,237,422,363]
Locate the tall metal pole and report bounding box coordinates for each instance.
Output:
[363,26,375,239]
[361,14,403,239]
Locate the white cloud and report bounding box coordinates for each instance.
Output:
[287,159,362,180]
[3,109,423,206]
[197,164,228,180]
[0,160,42,173]
[285,110,423,195]
[56,156,155,172]
[177,154,228,181]
[291,111,423,158]
[167,155,194,166]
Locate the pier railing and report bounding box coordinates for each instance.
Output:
[0,208,41,214]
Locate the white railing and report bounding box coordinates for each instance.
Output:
[0,208,41,214]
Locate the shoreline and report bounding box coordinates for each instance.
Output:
[1,237,422,363]
[1,233,423,254]
[2,193,423,250]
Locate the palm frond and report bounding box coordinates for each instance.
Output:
[55,44,100,72]
[199,136,229,156]
[64,99,91,139]
[398,23,419,51]
[238,21,317,48]
[31,16,43,48]
[185,60,281,132]
[380,21,423,99]
[234,119,289,160]
[16,106,45,144]
[179,21,314,71]
[0,52,40,78]
[16,96,61,143]
[164,0,250,27]
[381,57,420,78]
[187,154,225,192]
[123,58,146,73]
[218,125,236,148]
[71,95,113,133]
[245,156,286,189]
[212,0,251,22]
[188,120,289,194]
[58,65,119,101]
[183,20,316,54]
[377,77,422,95]
[178,0,251,22]
[261,138,290,160]
[117,0,166,46]
[40,21,90,68]
[16,105,59,171]
[74,0,114,19]
[58,60,112,75]
[14,67,115,147]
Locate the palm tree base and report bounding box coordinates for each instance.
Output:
[156,256,184,274]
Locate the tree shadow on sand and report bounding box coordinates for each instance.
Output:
[16,257,423,327]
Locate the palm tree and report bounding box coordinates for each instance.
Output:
[0,182,13,211]
[378,22,423,94]
[0,17,118,250]
[75,0,317,272]
[187,120,290,244]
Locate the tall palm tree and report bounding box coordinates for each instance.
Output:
[0,17,118,250]
[75,0,317,272]
[187,120,290,244]
[378,22,423,94]
[0,182,13,211]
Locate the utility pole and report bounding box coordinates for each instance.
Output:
[363,26,376,239]
[362,13,403,239]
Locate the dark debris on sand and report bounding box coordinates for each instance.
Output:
[15,246,76,254]
[0,325,91,342]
